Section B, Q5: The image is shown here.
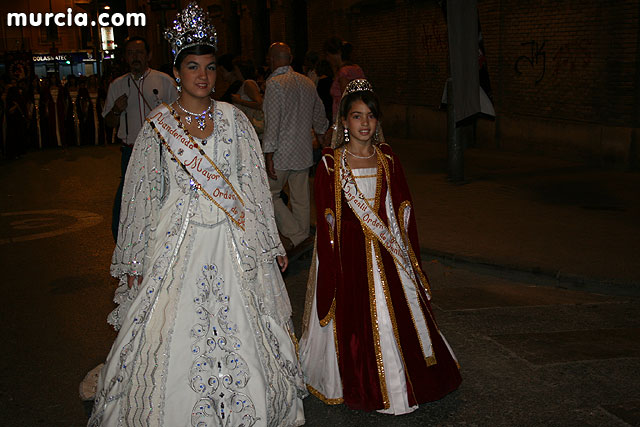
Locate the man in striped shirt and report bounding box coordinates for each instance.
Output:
[263,42,329,251]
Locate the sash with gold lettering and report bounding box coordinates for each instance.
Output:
[339,148,434,358]
[147,103,245,230]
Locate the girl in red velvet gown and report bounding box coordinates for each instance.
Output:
[300,79,461,414]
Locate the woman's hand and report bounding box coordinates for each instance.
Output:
[264,153,277,180]
[276,255,288,272]
[127,275,143,289]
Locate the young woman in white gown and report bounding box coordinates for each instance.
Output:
[89,3,305,426]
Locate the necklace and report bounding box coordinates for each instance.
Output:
[176,98,214,131]
[345,146,376,159]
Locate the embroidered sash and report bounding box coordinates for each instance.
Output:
[339,148,434,360]
[148,104,245,230]
[339,149,415,285]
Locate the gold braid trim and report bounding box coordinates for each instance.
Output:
[398,201,432,297]
[372,239,417,402]
[307,384,344,405]
[396,200,442,341]
[318,297,336,327]
[383,157,437,367]
[322,152,335,173]
[333,148,342,251]
[364,153,391,408]
[366,233,390,409]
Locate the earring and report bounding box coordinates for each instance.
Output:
[343,127,350,143]
[211,87,215,94]
[176,77,181,93]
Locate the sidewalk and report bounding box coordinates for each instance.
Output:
[389,138,640,294]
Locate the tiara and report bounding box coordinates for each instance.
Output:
[165,2,218,64]
[341,79,373,98]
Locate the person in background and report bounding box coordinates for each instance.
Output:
[77,86,95,146]
[38,80,57,149]
[102,35,178,241]
[216,53,243,103]
[231,57,265,139]
[304,50,319,86]
[315,59,334,125]
[323,36,366,117]
[262,42,329,253]
[5,85,27,159]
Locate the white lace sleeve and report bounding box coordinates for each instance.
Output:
[233,106,285,261]
[110,122,162,279]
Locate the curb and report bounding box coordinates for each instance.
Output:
[420,247,640,297]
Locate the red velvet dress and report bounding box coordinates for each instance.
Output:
[300,143,461,412]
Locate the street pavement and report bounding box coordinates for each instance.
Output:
[0,141,638,426]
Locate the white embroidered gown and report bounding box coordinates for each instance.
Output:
[89,103,305,427]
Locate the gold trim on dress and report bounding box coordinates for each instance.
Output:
[319,297,336,327]
[301,238,318,334]
[366,233,390,409]
[397,200,443,346]
[372,240,418,397]
[365,154,390,408]
[380,156,437,368]
[398,201,432,297]
[307,384,344,405]
[324,208,336,250]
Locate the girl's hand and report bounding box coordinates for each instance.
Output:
[127,275,143,289]
[276,255,288,272]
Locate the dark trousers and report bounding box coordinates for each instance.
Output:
[112,144,134,242]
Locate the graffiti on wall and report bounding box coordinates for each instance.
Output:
[515,40,546,84]
[421,18,447,73]
[515,38,593,84]
[551,38,592,80]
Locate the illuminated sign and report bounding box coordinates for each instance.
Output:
[32,54,71,62]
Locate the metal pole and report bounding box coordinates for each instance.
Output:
[93,0,101,78]
[447,78,464,183]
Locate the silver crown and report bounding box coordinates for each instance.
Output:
[165,2,218,64]
[341,79,374,98]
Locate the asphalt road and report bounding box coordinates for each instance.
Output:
[0,145,638,426]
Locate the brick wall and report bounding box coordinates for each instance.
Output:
[493,0,638,127]
[305,0,640,163]
[308,1,448,106]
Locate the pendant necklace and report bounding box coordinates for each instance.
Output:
[176,99,214,131]
[345,146,376,159]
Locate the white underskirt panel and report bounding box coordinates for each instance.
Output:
[372,240,418,415]
[299,252,343,400]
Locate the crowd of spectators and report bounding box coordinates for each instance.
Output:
[0,67,125,160]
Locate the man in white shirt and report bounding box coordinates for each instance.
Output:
[104,36,178,241]
[262,42,329,252]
